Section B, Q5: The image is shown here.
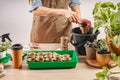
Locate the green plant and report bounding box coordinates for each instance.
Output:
[96,39,109,54]
[96,54,120,80]
[111,53,120,67]
[111,53,118,61]
[92,1,120,55]
[0,42,11,52]
[84,39,109,54]
[96,67,120,80]
[84,40,99,49]
[93,1,120,37]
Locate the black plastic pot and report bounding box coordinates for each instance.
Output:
[70,27,100,55]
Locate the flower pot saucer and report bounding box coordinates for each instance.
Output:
[86,59,117,68]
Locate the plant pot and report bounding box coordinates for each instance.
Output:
[70,27,100,55]
[96,51,110,66]
[86,47,96,60]
[0,51,6,59]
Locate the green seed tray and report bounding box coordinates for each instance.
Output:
[26,50,78,69]
[0,54,11,64]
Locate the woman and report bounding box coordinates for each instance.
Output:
[29,0,91,43]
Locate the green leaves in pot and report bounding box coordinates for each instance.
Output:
[85,39,109,54]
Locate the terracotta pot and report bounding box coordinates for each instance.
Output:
[96,51,110,66]
[86,47,96,60]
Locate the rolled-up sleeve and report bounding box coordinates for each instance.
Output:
[69,0,80,7]
[29,0,42,12]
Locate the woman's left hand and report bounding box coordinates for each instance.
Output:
[79,19,91,34]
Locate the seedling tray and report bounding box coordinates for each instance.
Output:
[26,50,78,69]
[0,54,11,64]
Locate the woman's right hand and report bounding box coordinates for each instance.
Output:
[32,7,81,24]
[61,10,81,24]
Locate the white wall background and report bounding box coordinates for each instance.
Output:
[0,0,119,43]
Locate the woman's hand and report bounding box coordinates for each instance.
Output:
[80,19,91,28]
[79,19,91,34]
[33,7,81,23]
[61,10,81,24]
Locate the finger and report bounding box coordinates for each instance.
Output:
[87,22,91,27]
[70,14,76,22]
[85,21,91,27]
[72,12,81,24]
[68,11,77,23]
[81,19,90,23]
[72,14,79,24]
[79,26,84,31]
[64,14,70,18]
[75,15,81,24]
[81,19,91,27]
[68,16,73,22]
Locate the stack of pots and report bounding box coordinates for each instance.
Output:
[70,27,100,55]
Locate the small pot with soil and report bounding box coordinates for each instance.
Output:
[96,51,110,66]
[95,39,111,66]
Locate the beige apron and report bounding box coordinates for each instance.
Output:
[30,0,72,43]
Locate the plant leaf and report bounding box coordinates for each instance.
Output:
[96,72,106,80]
[101,2,115,10]
[93,2,101,15]
[111,53,117,61]
[110,11,120,35]
[96,67,109,80]
[118,56,120,67]
[93,20,107,33]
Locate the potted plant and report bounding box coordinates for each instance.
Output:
[85,39,111,66]
[93,1,120,55]
[85,39,111,67]
[84,40,98,60]
[0,42,11,59]
[95,39,111,66]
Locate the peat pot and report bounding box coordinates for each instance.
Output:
[85,47,96,60]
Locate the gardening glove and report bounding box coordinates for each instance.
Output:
[79,19,91,34]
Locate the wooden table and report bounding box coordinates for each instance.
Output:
[1,43,120,80]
